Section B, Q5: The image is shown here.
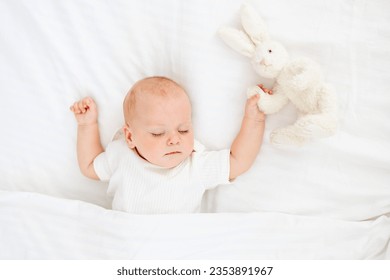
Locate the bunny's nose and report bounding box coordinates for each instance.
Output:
[259,57,270,66]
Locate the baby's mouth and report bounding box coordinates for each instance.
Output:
[165,151,181,156]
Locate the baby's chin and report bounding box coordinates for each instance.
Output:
[161,154,187,168]
[155,150,192,169]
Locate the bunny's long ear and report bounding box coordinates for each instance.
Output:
[240,4,269,45]
[218,27,255,58]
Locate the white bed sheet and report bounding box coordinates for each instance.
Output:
[0,0,390,260]
[1,191,389,259]
[1,0,389,220]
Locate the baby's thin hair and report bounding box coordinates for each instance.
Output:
[123,76,185,124]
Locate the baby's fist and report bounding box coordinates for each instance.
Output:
[245,93,265,122]
[70,97,98,126]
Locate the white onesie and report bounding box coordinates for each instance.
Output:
[93,139,230,214]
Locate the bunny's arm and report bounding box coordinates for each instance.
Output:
[317,85,338,115]
[247,85,289,114]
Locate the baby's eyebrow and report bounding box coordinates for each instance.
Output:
[147,126,165,131]
[177,122,192,129]
[146,120,192,129]
[180,119,192,125]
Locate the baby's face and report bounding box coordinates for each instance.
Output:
[126,90,194,169]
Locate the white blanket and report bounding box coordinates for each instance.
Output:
[0,0,390,259]
[1,191,389,259]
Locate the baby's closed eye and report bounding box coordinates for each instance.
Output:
[150,130,189,137]
[151,132,164,137]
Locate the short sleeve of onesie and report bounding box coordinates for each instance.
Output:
[93,140,125,181]
[194,148,231,190]
[93,152,111,181]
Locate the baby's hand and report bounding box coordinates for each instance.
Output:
[245,94,265,122]
[70,97,98,126]
[258,84,273,95]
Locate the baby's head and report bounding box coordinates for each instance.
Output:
[123,76,194,168]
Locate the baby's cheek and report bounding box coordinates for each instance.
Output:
[186,140,195,155]
[140,141,160,157]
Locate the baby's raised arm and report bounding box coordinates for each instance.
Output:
[229,93,265,180]
[70,97,104,180]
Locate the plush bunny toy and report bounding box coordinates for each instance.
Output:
[219,4,338,146]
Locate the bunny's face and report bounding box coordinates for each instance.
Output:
[219,5,290,79]
[251,41,289,79]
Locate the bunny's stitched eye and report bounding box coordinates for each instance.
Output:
[268,49,272,53]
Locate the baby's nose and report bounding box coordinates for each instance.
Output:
[167,132,180,145]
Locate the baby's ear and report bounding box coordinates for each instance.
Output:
[123,125,136,149]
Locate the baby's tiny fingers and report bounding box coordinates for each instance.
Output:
[76,101,87,113]
[82,97,95,111]
[82,97,91,106]
[86,97,97,110]
[70,103,80,113]
[248,93,260,103]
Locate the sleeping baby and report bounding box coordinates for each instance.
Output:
[70,76,265,214]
